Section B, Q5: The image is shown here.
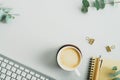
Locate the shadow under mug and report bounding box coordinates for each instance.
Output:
[56,44,82,76]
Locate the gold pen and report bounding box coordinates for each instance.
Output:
[93,56,101,80]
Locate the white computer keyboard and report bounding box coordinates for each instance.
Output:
[0,54,56,80]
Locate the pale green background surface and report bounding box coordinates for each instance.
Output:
[0,0,120,80]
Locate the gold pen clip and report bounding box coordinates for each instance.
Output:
[98,55,103,68]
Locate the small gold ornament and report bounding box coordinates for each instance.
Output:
[86,37,95,45]
[106,45,115,52]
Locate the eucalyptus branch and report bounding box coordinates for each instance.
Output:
[81,0,120,13]
[109,66,120,80]
[0,6,18,23]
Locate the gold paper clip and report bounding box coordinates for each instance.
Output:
[106,45,115,52]
[86,37,95,45]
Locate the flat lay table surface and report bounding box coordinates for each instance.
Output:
[0,0,120,80]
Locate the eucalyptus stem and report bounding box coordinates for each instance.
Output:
[105,1,120,4]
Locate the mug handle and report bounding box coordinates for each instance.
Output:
[75,69,81,76]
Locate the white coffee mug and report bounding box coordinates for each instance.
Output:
[57,44,82,76]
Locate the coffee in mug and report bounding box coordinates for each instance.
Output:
[57,44,82,72]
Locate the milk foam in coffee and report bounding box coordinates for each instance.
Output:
[58,47,81,70]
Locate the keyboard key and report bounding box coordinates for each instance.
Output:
[25,69,30,73]
[5,76,11,80]
[11,67,17,72]
[21,71,27,77]
[4,59,9,63]
[6,64,12,70]
[31,76,37,80]
[1,62,7,67]
[35,73,40,78]
[14,64,19,68]
[16,69,22,74]
[9,61,14,65]
[11,73,17,78]
[40,76,45,80]
[30,71,35,75]
[6,70,12,76]
[26,74,32,79]
[20,66,24,70]
[16,75,22,80]
[1,68,7,74]
[0,73,6,79]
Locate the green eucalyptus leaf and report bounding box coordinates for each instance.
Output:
[112,66,118,70]
[82,0,90,7]
[94,0,100,10]
[4,14,13,23]
[113,77,120,80]
[0,9,5,21]
[81,6,88,13]
[100,0,105,9]
[1,14,7,23]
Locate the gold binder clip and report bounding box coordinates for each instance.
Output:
[86,37,95,45]
[106,45,115,52]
